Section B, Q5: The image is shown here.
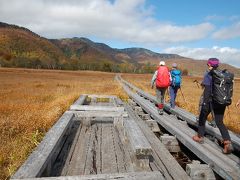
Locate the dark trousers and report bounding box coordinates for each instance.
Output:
[198,102,231,141]
[156,87,167,113]
[169,86,179,108]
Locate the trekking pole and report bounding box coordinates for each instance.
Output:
[179,87,187,104]
[166,87,170,102]
[227,106,233,121]
[193,80,200,89]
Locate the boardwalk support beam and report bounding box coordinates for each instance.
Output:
[186,160,216,180]
[160,134,180,153]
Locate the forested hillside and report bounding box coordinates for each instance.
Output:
[0,22,239,76]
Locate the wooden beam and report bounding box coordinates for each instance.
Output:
[12,112,74,178]
[124,87,240,179]
[119,76,240,151]
[87,94,118,99]
[70,105,124,112]
[12,171,164,180]
[73,111,128,118]
[124,103,190,180]
[124,118,152,157]
[72,95,88,105]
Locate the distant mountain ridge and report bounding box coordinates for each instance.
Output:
[0,22,239,76]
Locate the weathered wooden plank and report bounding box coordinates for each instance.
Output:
[113,116,124,127]
[70,105,125,112]
[126,89,240,179]
[84,124,97,175]
[101,123,118,174]
[186,160,215,180]
[72,95,88,106]
[115,125,135,173]
[160,134,180,153]
[88,94,118,99]
[90,97,97,106]
[124,118,152,157]
[12,112,74,179]
[123,117,153,171]
[96,123,102,174]
[113,97,124,107]
[74,111,128,118]
[145,120,160,132]
[66,124,90,176]
[112,126,127,173]
[59,122,83,176]
[124,103,189,180]
[164,103,240,151]
[119,76,240,179]
[139,113,151,121]
[149,161,162,172]
[164,115,240,179]
[50,120,81,176]
[120,76,240,151]
[13,171,164,180]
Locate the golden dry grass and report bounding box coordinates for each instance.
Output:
[122,73,240,133]
[0,68,239,179]
[0,68,127,179]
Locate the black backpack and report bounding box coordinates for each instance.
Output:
[211,69,234,106]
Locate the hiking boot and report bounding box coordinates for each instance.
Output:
[222,140,233,154]
[158,109,163,115]
[192,134,204,144]
[157,103,164,115]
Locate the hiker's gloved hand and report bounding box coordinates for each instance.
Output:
[236,99,240,108]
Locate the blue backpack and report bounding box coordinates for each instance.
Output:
[171,69,182,87]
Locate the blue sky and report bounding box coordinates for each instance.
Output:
[0,0,240,67]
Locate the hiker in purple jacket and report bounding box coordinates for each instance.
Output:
[193,58,233,154]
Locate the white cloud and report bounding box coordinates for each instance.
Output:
[164,46,240,68]
[212,22,240,39]
[0,0,214,44]
[205,15,226,21]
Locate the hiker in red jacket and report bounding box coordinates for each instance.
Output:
[151,61,171,115]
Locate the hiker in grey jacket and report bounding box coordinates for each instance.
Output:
[151,61,171,115]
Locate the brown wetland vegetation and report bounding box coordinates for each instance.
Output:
[0,68,239,179]
[0,68,126,179]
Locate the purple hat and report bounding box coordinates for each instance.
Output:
[207,58,219,67]
[172,63,177,68]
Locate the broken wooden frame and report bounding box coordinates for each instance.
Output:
[11,94,159,179]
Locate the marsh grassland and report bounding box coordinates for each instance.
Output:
[0,68,239,179]
[0,68,127,179]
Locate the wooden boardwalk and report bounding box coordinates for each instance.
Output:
[11,75,240,180]
[117,75,240,180]
[12,94,188,180]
